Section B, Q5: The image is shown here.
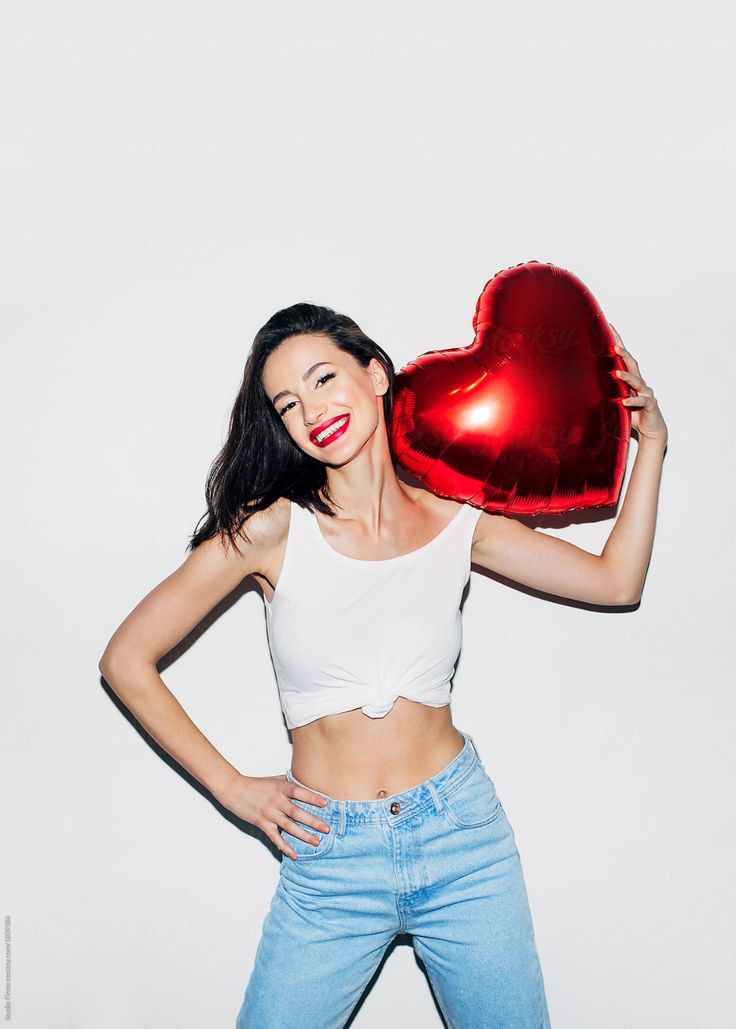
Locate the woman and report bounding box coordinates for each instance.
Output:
[99,303,667,1028]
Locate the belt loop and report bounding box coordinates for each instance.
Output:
[426,780,443,814]
[338,800,346,836]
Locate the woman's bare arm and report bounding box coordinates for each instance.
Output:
[98,514,272,802]
[471,436,666,606]
[98,499,332,859]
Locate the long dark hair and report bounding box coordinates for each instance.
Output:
[187,303,398,553]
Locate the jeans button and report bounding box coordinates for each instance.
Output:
[389,802,401,814]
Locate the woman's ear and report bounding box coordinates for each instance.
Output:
[369,358,389,396]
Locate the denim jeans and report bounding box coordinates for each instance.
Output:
[235,731,551,1028]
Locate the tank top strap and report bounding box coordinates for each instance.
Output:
[442,500,484,573]
[288,499,323,548]
[289,500,323,551]
[453,499,484,541]
[268,499,314,600]
[461,499,485,531]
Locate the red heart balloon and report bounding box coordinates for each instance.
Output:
[390,260,631,515]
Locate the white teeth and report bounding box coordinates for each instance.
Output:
[315,416,348,442]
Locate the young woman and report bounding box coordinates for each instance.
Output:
[99,303,667,1028]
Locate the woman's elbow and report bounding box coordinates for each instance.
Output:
[98,642,138,681]
[612,584,642,607]
[98,644,119,680]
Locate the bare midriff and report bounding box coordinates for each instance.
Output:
[289,697,466,800]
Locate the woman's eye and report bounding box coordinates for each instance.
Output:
[277,371,335,418]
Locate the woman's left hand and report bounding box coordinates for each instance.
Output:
[610,323,668,447]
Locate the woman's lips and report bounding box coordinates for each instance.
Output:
[311,414,350,447]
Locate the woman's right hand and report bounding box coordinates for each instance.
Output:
[219,772,332,860]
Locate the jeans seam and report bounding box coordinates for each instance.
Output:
[437,755,482,804]
[440,761,502,830]
[442,797,503,831]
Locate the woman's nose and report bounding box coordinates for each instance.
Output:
[304,403,327,427]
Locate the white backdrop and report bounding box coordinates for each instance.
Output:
[3,2,734,1026]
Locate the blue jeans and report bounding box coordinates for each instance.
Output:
[235,731,551,1028]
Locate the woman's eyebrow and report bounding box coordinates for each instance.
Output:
[271,362,332,406]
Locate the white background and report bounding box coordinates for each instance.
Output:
[2,2,734,1026]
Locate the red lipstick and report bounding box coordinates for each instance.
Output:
[310,414,350,447]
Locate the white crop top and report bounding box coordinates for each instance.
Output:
[262,499,484,730]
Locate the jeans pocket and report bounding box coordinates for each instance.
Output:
[279,801,337,861]
[442,763,503,829]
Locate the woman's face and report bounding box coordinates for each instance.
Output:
[262,333,388,464]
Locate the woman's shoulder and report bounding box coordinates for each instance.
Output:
[235,496,292,556]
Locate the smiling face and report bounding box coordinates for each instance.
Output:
[262,333,389,464]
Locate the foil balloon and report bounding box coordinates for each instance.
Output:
[390,260,631,515]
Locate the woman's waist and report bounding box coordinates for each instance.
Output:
[289,699,465,800]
